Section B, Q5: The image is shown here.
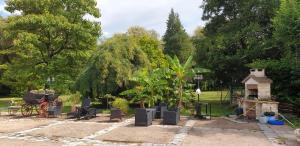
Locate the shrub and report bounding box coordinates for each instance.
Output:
[112,98,129,114]
[61,92,82,106]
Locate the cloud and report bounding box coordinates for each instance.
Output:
[0,0,205,37]
[0,0,10,17]
[98,0,204,37]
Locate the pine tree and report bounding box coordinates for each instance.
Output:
[163,9,194,62]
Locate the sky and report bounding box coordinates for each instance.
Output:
[0,0,205,38]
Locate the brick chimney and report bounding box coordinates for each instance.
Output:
[250,69,265,77]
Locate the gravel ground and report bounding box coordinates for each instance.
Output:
[0,115,292,146]
[97,124,180,144]
[0,138,62,146]
[183,126,271,146]
[28,122,112,138]
[0,118,53,133]
[194,118,260,131]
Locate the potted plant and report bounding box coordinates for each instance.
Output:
[259,114,268,124]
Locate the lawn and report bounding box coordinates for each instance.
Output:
[197,91,234,117]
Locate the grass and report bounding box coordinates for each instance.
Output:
[197,91,235,117]
[282,114,300,128]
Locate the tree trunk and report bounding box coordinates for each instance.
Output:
[140,101,145,108]
[178,83,183,108]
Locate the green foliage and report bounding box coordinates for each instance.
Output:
[120,68,169,108]
[272,0,300,51]
[163,9,194,62]
[75,27,166,97]
[2,0,101,94]
[112,98,129,114]
[68,92,82,105]
[198,0,279,87]
[167,55,195,107]
[249,0,300,109]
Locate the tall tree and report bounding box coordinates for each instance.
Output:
[2,0,101,93]
[250,0,300,114]
[200,0,279,88]
[0,17,13,95]
[163,9,194,62]
[75,27,166,98]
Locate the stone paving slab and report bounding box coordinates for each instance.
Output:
[28,122,112,139]
[182,126,272,146]
[0,118,54,133]
[96,124,181,144]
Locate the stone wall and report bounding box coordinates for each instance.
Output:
[258,83,271,99]
[255,102,278,119]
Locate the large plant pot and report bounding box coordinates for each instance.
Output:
[259,116,268,124]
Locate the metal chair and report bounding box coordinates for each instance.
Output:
[110,108,123,121]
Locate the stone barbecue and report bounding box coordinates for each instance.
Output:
[240,69,279,119]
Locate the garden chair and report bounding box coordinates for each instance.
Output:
[67,97,97,120]
[147,108,156,120]
[110,108,123,121]
[47,98,63,118]
[135,108,152,126]
[163,108,180,125]
[155,103,167,118]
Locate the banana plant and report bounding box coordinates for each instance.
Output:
[167,55,194,108]
[167,55,210,108]
[120,69,169,108]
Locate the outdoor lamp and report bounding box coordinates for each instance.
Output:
[196,88,201,103]
[196,88,201,95]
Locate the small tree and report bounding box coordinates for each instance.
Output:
[167,55,194,108]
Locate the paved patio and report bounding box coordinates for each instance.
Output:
[0,114,298,146]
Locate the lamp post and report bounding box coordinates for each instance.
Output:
[194,73,203,118]
[196,88,201,102]
[46,77,55,89]
[194,73,203,101]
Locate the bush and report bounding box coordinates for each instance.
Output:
[59,92,82,106]
[112,98,129,114]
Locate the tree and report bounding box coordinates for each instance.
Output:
[0,17,13,95]
[191,27,208,68]
[163,9,194,62]
[3,0,101,93]
[199,0,279,89]
[74,27,166,98]
[250,0,300,115]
